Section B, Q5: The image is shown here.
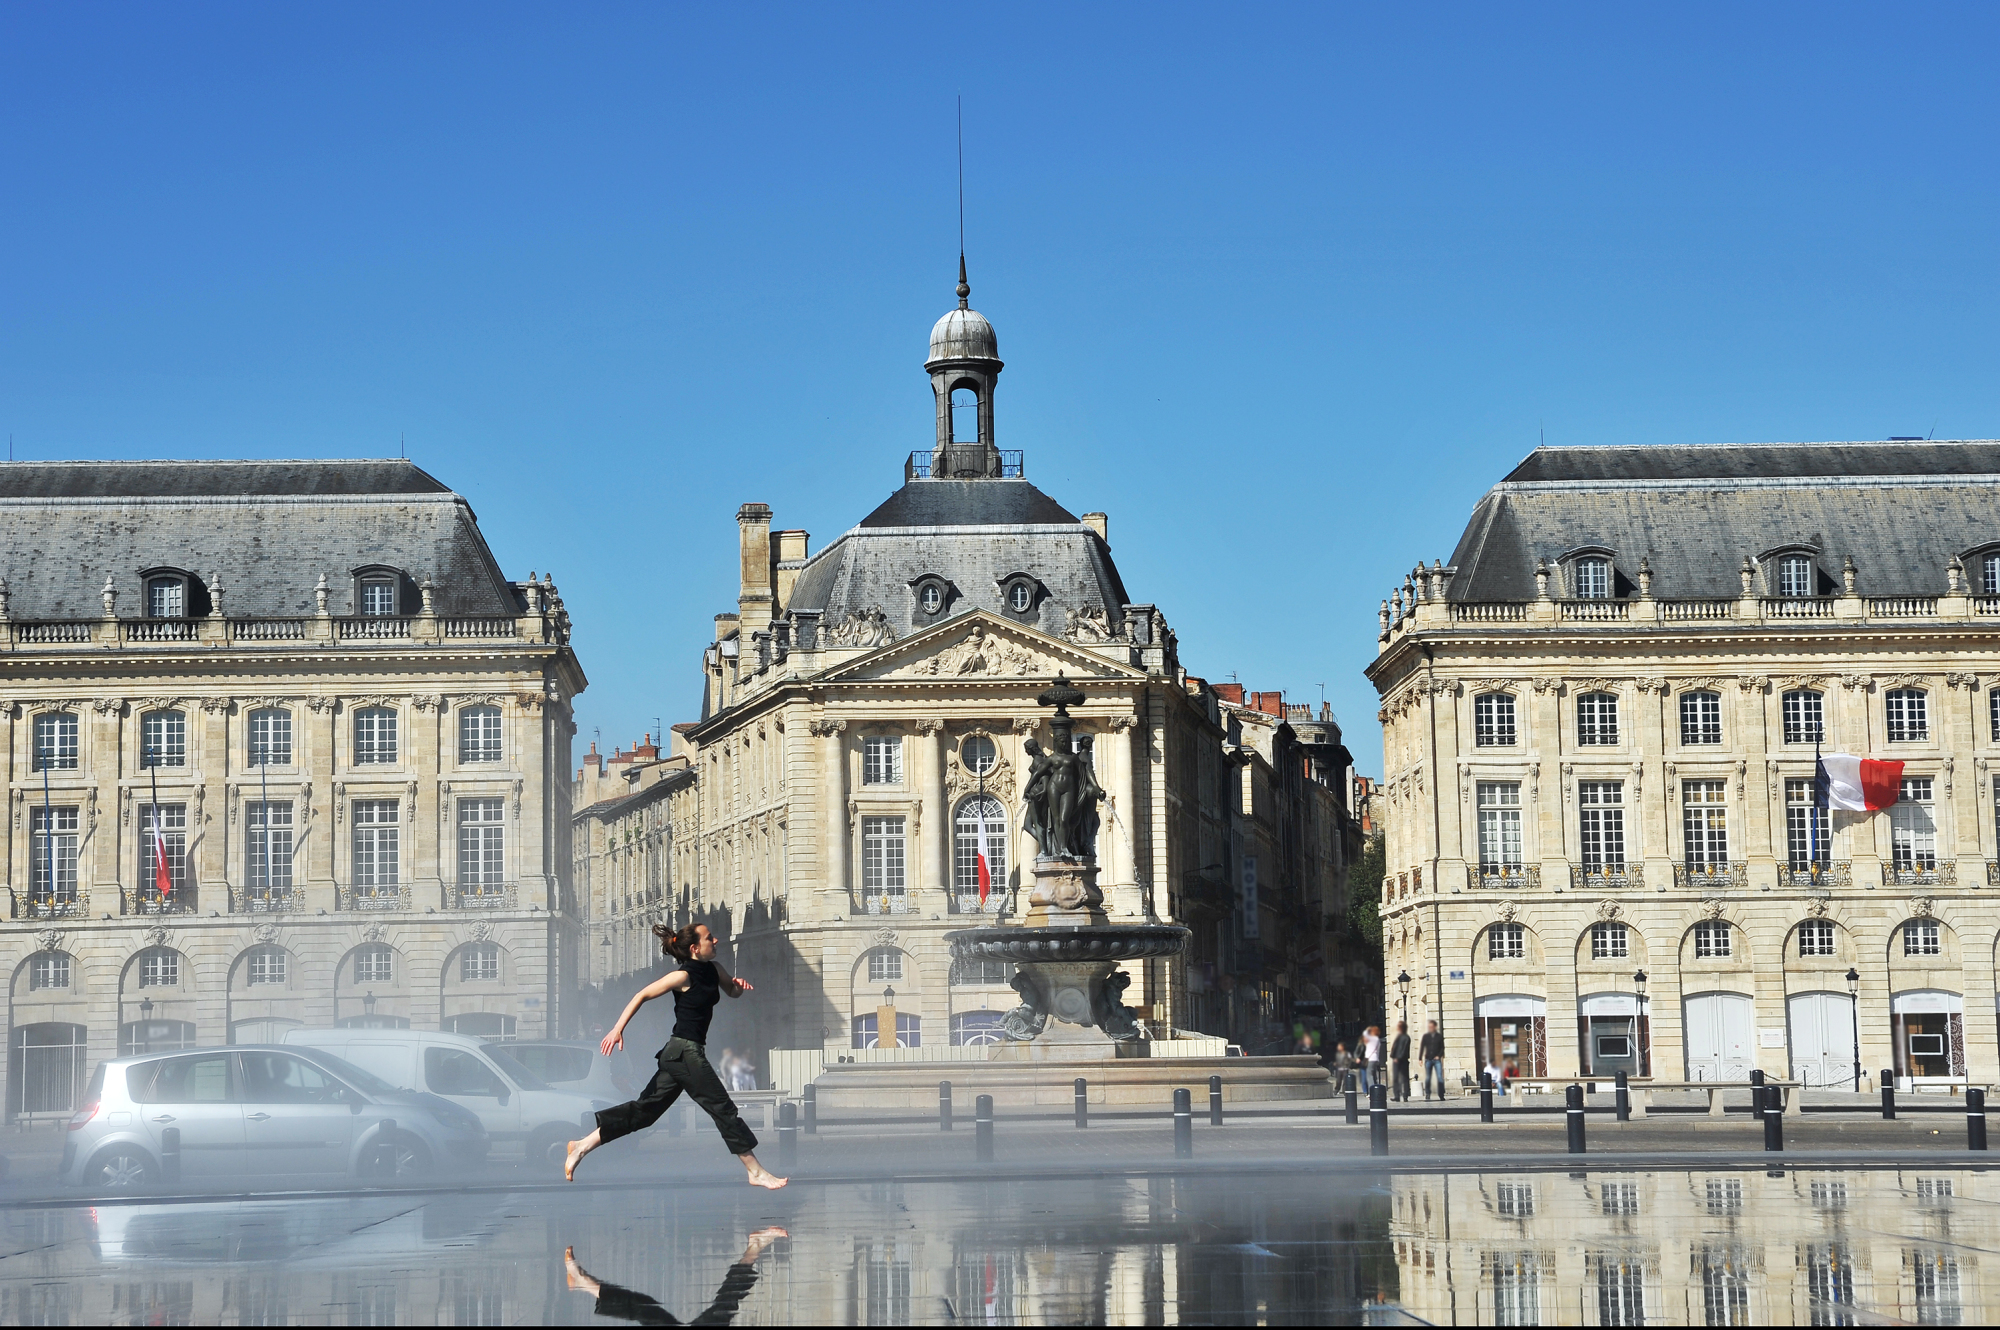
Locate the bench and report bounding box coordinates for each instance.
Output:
[1505,1077,1804,1117]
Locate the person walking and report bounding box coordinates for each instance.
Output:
[564,922,787,1189]
[1389,1021,1412,1102]
[1359,1025,1382,1093]
[1420,1020,1446,1101]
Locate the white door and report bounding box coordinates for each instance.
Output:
[1788,992,1854,1089]
[1685,992,1755,1081]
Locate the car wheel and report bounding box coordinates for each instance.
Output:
[529,1126,572,1168]
[363,1134,432,1182]
[84,1147,156,1192]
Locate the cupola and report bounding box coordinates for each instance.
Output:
[926,256,1006,477]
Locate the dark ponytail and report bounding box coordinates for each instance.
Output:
[655,923,702,964]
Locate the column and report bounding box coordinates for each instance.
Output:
[815,719,848,906]
[1107,714,1139,917]
[917,719,947,899]
[416,695,445,902]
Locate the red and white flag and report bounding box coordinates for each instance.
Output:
[976,802,993,905]
[152,815,174,897]
[1814,754,1903,812]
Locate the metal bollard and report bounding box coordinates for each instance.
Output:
[803,1083,817,1134]
[1882,1069,1897,1120]
[160,1126,181,1186]
[1480,1072,1495,1124]
[778,1101,797,1168]
[1174,1088,1193,1158]
[1615,1071,1630,1123]
[1565,1084,1586,1154]
[1749,1067,1766,1121]
[975,1094,994,1162]
[940,1080,953,1132]
[1344,1071,1359,1125]
[1369,1084,1389,1157]
[1970,1088,1989,1151]
[1074,1078,1088,1130]
[1209,1075,1224,1127]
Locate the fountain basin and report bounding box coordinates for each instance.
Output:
[948,924,1189,1045]
[946,924,1191,965]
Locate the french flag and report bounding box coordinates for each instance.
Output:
[1815,754,1903,813]
[976,801,993,905]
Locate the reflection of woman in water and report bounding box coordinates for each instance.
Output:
[565,923,787,1189]
[565,1229,786,1326]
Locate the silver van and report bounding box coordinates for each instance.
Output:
[285,1028,611,1165]
[60,1045,487,1192]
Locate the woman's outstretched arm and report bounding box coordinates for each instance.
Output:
[601,972,686,1054]
[712,961,754,999]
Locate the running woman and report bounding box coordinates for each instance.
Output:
[566,922,787,1188]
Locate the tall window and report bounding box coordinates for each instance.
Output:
[1782,690,1824,745]
[140,711,186,768]
[139,949,181,987]
[1891,777,1936,870]
[862,815,907,912]
[146,576,186,618]
[354,945,394,985]
[461,943,500,982]
[1786,779,1830,871]
[30,954,72,989]
[1578,782,1626,871]
[247,801,294,896]
[247,948,288,985]
[33,712,78,770]
[1693,920,1732,959]
[30,806,79,907]
[1489,1253,1541,1327]
[354,707,398,764]
[863,736,903,785]
[1699,1248,1751,1327]
[248,708,292,766]
[1577,693,1619,746]
[1985,553,2000,597]
[1477,782,1523,873]
[458,798,505,890]
[458,706,502,763]
[866,948,903,982]
[954,795,1008,905]
[360,577,398,616]
[1679,691,1722,745]
[1799,920,1836,957]
[1777,555,1815,598]
[1474,693,1517,747]
[1903,920,1941,957]
[1590,922,1630,959]
[1488,923,1525,960]
[139,803,189,901]
[1992,688,2000,742]
[1682,781,1729,868]
[352,800,401,892]
[1573,557,1611,599]
[1886,689,1928,743]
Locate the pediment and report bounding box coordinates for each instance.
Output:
[817,611,1142,685]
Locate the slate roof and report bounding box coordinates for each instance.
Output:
[786,478,1130,638]
[1450,441,2000,602]
[0,459,521,619]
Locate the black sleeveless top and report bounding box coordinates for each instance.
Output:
[672,960,722,1044]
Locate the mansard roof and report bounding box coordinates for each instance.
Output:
[0,459,520,619]
[1449,440,2000,601]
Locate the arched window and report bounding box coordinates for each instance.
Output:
[1984,553,2000,598]
[1474,693,1516,747]
[1798,920,1836,957]
[458,705,502,763]
[1487,923,1525,960]
[140,710,186,768]
[249,708,292,766]
[1782,690,1824,745]
[1572,557,1612,600]
[354,707,398,764]
[1590,922,1630,959]
[951,1011,1006,1046]
[920,584,942,614]
[865,948,903,983]
[1576,692,1619,746]
[955,795,1008,907]
[1679,691,1722,745]
[961,734,998,775]
[32,712,77,771]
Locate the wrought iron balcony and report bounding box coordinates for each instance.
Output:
[21,890,86,919]
[125,886,195,915]
[1782,861,1851,889]
[860,892,912,916]
[235,887,304,913]
[1570,865,1644,891]
[338,884,410,912]
[1471,864,1541,891]
[1883,860,1955,887]
[1674,861,1748,891]
[456,883,517,910]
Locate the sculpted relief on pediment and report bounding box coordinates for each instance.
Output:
[894,628,1059,680]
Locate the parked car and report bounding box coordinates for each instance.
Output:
[495,1039,635,1103]
[285,1028,612,1166]
[61,1045,487,1193]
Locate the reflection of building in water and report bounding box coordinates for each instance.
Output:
[1390,1169,1990,1325]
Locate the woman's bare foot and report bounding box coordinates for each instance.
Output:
[563,1246,602,1296]
[739,1152,787,1190]
[740,1227,788,1263]
[564,1128,602,1180]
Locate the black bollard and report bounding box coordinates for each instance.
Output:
[1762,1089,1783,1152]
[940,1080,953,1132]
[1174,1088,1193,1158]
[1369,1084,1389,1157]
[778,1101,797,1168]
[1565,1084,1586,1154]
[1615,1071,1630,1123]
[1749,1067,1766,1121]
[1209,1075,1224,1127]
[1479,1072,1495,1124]
[1345,1071,1359,1125]
[1882,1069,1897,1120]
[1970,1088,1989,1151]
[803,1083,817,1135]
[159,1126,181,1186]
[1074,1078,1088,1130]
[975,1094,994,1162]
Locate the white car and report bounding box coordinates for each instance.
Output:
[494,1039,636,1104]
[284,1028,611,1166]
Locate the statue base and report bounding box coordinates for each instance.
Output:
[1028,856,1103,915]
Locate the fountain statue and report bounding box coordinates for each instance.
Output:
[947,676,1189,1051]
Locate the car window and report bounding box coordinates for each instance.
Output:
[513,1046,592,1083]
[135,1054,233,1104]
[425,1047,507,1097]
[239,1052,345,1105]
[482,1044,550,1091]
[299,1049,398,1098]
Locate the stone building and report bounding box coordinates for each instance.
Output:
[1370,441,2000,1090]
[655,270,1364,1060]
[0,460,583,1122]
[570,735,690,1009]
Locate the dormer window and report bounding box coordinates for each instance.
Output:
[1777,555,1815,598]
[146,576,186,619]
[921,585,942,614]
[910,575,957,624]
[1573,557,1612,600]
[360,577,399,616]
[1009,583,1032,612]
[1983,553,2000,597]
[997,574,1043,618]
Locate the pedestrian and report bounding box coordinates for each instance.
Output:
[564,922,787,1189]
[1331,1041,1357,1090]
[1484,1056,1507,1098]
[1420,1020,1446,1101]
[565,1227,787,1324]
[1360,1025,1382,1093]
[1389,1021,1412,1102]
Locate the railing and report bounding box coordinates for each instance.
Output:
[1450,602,1527,623]
[441,618,517,639]
[1884,861,1956,887]
[15,621,92,643]
[1560,600,1629,621]
[1471,864,1541,890]
[861,892,912,915]
[232,618,307,640]
[1570,865,1644,891]
[338,884,410,912]
[456,883,517,910]
[125,620,199,642]
[952,893,1006,915]
[1764,597,1835,619]
[1976,598,2000,617]
[234,887,305,913]
[336,616,412,640]
[1659,599,1733,621]
[903,449,1025,480]
[20,890,86,919]
[125,887,195,915]
[1673,861,1747,891]
[1782,861,1851,889]
[1868,596,1937,618]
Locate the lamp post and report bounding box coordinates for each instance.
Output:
[1846,967,1862,1092]
[1396,970,1411,1022]
[363,990,377,1023]
[1632,969,1648,1077]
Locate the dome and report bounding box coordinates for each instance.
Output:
[928,307,999,365]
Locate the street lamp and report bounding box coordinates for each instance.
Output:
[1632,970,1648,1077]
[1396,970,1411,1021]
[1846,967,1862,1092]
[363,990,378,1019]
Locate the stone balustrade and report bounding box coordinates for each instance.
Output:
[0,614,547,649]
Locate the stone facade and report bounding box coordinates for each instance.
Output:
[1369,441,2000,1090]
[0,461,583,1121]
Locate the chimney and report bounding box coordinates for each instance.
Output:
[1080,512,1108,544]
[1213,683,1245,705]
[737,504,774,638]
[773,529,810,611]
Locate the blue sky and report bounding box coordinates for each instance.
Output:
[4,4,1996,773]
